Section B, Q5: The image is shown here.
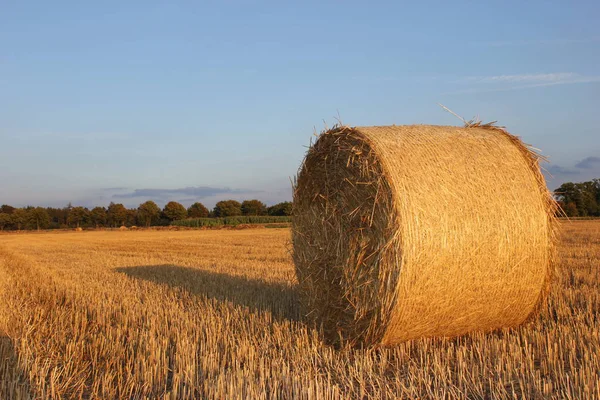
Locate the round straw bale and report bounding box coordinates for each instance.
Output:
[292,124,556,346]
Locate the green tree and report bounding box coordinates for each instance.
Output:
[64,202,73,224]
[0,213,11,230]
[213,200,242,217]
[68,206,89,228]
[0,204,15,214]
[555,182,580,203]
[107,202,128,227]
[137,201,161,227]
[27,207,51,230]
[580,181,599,216]
[562,202,579,217]
[555,180,600,217]
[46,207,68,228]
[187,202,209,218]
[90,207,107,228]
[126,209,137,226]
[11,209,27,230]
[241,199,267,216]
[162,201,187,221]
[267,201,293,216]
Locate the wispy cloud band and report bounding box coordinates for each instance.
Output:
[445,72,600,95]
[113,186,256,199]
[545,155,600,184]
[478,37,600,47]
[575,156,600,170]
[466,73,579,84]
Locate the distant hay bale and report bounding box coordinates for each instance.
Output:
[292,124,556,346]
[119,226,128,231]
[75,227,83,232]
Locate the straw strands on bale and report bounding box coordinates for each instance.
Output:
[292,124,556,347]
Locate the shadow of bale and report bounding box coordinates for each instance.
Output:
[116,265,301,322]
[0,334,31,399]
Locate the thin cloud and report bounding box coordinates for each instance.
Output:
[575,156,600,169]
[12,132,132,141]
[546,165,579,176]
[113,186,256,199]
[476,37,600,47]
[466,73,577,84]
[544,156,600,183]
[444,73,600,95]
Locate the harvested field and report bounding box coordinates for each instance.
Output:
[0,221,598,399]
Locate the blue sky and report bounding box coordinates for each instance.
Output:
[1,1,599,208]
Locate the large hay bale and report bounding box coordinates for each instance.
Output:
[292,124,556,346]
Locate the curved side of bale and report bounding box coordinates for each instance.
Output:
[292,124,556,346]
[473,124,557,324]
[489,126,557,323]
[360,125,554,344]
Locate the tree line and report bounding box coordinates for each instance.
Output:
[4,176,595,231]
[554,179,600,217]
[0,200,292,231]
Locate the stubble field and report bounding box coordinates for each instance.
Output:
[0,222,598,399]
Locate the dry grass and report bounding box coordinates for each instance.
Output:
[0,222,598,399]
[293,125,555,346]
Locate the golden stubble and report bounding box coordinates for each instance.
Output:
[0,222,598,399]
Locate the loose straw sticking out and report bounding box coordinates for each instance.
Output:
[292,124,556,347]
[437,103,468,125]
[438,103,500,129]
